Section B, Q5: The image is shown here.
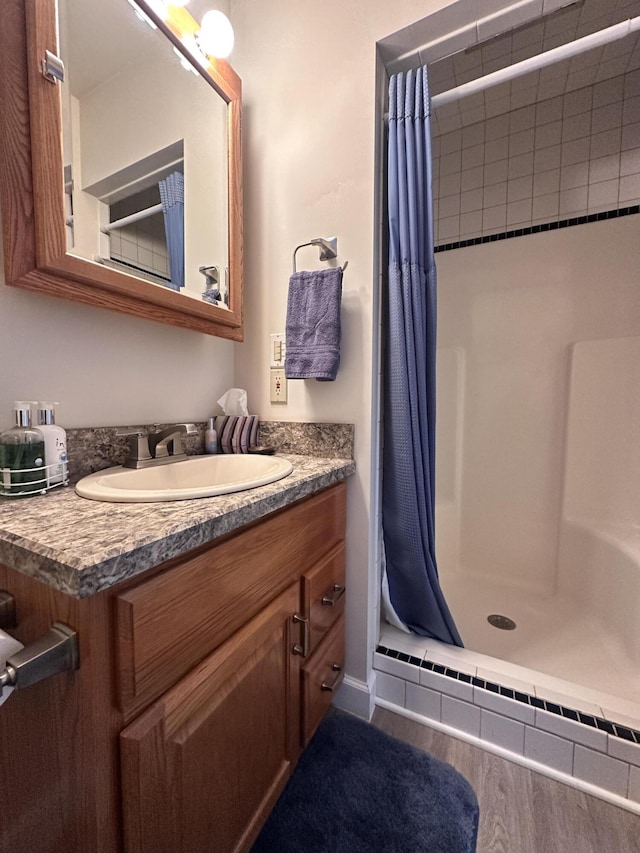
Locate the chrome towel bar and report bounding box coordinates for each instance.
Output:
[292,236,348,273]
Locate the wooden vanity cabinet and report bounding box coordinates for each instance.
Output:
[0,481,346,853]
[120,582,301,853]
[118,482,347,853]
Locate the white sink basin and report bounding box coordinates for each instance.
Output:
[75,454,293,503]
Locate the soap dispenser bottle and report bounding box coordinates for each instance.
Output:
[36,402,68,486]
[204,418,218,454]
[0,402,46,498]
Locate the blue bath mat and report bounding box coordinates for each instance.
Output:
[252,713,479,852]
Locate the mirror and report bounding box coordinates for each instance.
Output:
[0,0,243,339]
[60,0,230,305]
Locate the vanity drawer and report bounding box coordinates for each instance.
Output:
[302,543,345,654]
[301,616,345,746]
[116,482,346,718]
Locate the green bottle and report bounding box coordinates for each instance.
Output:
[0,402,46,498]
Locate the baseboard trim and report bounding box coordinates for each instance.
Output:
[376,698,640,817]
[334,672,377,721]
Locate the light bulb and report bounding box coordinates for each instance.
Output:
[198,10,234,59]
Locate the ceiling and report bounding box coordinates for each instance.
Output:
[60,0,235,100]
[430,0,640,135]
[60,0,191,100]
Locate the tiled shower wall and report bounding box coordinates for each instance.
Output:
[432,70,640,245]
[108,187,169,280]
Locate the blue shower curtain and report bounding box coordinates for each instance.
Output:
[383,67,462,646]
[159,171,185,291]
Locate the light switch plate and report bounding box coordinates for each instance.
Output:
[270,368,287,403]
[269,333,286,368]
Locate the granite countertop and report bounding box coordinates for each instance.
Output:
[0,454,355,599]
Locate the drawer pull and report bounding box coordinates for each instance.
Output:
[292,613,309,658]
[321,663,343,692]
[321,584,345,606]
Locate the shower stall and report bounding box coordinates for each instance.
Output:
[424,0,640,717]
[434,218,640,709]
[375,0,640,804]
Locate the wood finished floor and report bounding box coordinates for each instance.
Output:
[372,707,640,853]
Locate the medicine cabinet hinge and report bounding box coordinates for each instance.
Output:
[41,50,65,84]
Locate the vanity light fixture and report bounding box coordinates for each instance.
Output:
[178,33,210,69]
[126,0,188,26]
[196,10,235,59]
[126,1,234,62]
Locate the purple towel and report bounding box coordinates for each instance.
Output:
[284,267,343,381]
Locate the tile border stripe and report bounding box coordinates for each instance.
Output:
[375,644,640,745]
[434,206,640,253]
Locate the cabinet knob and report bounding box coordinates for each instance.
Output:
[321,584,345,606]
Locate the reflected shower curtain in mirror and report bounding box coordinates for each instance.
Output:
[159,172,185,291]
[383,67,462,646]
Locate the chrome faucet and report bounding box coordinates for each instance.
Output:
[118,423,199,469]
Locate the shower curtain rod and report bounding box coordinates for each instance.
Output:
[101,203,163,234]
[431,16,640,110]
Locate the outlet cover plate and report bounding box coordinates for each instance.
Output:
[270,367,287,403]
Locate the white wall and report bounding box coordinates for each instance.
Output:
[435,216,640,594]
[0,234,234,428]
[563,335,640,525]
[228,0,445,684]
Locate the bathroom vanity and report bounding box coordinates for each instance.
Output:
[0,454,353,853]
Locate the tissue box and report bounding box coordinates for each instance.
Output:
[214,416,259,453]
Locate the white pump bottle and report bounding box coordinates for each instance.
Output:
[36,402,68,486]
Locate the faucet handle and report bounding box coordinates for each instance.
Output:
[116,429,152,467]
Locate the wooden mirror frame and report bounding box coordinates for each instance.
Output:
[0,0,243,339]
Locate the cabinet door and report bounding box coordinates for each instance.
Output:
[120,582,302,853]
